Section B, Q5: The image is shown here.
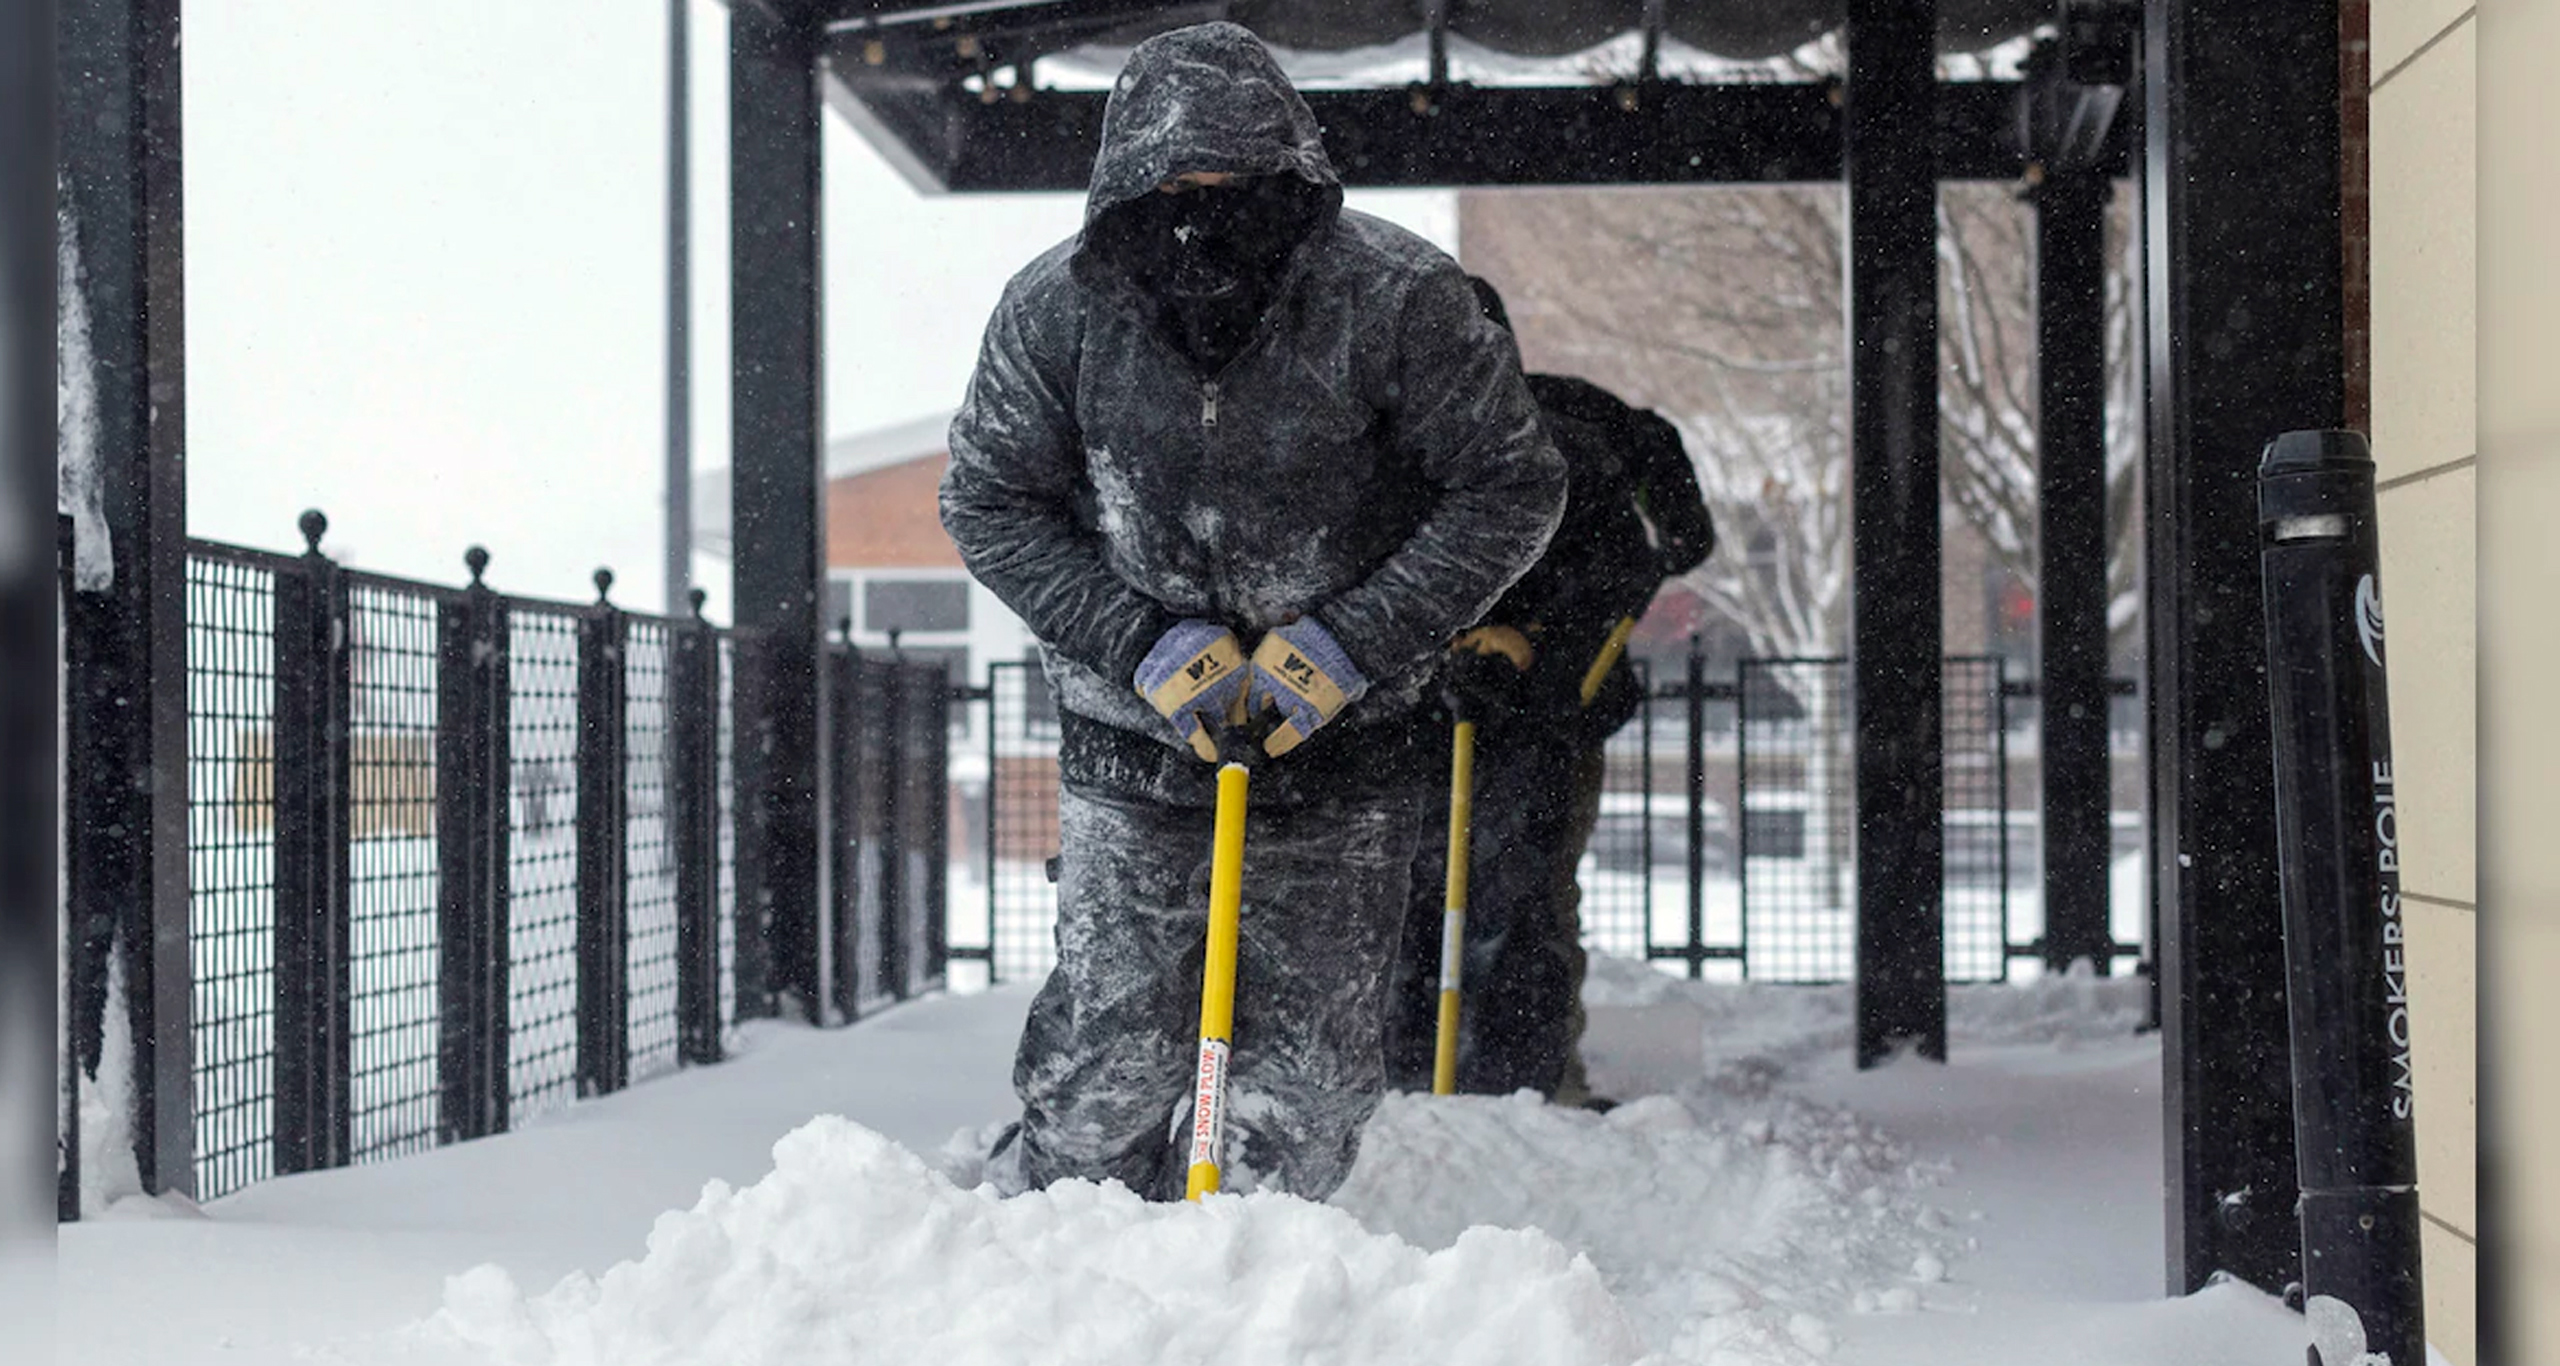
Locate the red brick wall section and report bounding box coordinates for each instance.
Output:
[827,453,965,570]
[2341,0,2372,436]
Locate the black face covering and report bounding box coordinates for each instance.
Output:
[1119,176,1321,371]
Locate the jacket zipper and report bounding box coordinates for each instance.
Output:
[1201,381,1221,428]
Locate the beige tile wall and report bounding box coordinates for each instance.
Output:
[2366,8,2477,1363]
[2479,0,2560,1359]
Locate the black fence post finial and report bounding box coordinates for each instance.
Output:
[575,572,633,1096]
[1684,632,1707,980]
[438,541,513,1142]
[671,597,724,1065]
[2258,429,2426,1366]
[273,505,354,1177]
[827,640,862,1021]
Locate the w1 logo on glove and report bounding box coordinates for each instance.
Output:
[1248,619,1368,757]
[1136,620,1249,762]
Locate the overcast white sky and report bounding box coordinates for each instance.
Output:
[182,0,1454,616]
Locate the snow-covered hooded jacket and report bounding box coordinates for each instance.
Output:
[940,22,1566,789]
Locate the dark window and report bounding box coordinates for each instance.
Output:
[864,579,969,635]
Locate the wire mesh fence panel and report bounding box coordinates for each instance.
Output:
[1941,657,2008,983]
[113,538,804,1208]
[2109,688,2148,976]
[1692,687,1746,980]
[506,608,581,1122]
[899,662,951,998]
[1999,689,2046,977]
[716,635,737,1028]
[834,651,894,1017]
[1737,658,1855,983]
[345,582,443,1161]
[1578,679,1651,964]
[185,553,280,1200]
[1582,664,1745,979]
[984,660,1061,985]
[624,620,680,1078]
[2002,684,2151,979]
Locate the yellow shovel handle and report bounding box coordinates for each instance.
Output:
[1579,616,1638,708]
[1185,762,1250,1199]
[1433,720,1476,1096]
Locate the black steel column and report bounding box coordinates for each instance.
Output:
[2034,166,2115,976]
[271,513,352,1174]
[576,571,633,1094]
[435,550,511,1141]
[671,590,723,1064]
[6,0,62,1220]
[1845,0,1945,1068]
[60,0,193,1197]
[2143,0,2343,1296]
[730,1,828,1022]
[51,523,76,1220]
[664,0,693,614]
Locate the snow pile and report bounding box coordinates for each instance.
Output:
[1945,960,2152,1046]
[1581,952,2150,1074]
[428,1115,1653,1366]
[1335,1088,1959,1364]
[417,961,2174,1366]
[78,949,146,1215]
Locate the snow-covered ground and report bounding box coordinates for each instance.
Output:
[58,954,2386,1365]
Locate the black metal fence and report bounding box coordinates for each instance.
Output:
[974,660,1061,984]
[828,641,957,1016]
[972,649,2144,988]
[59,518,955,1211]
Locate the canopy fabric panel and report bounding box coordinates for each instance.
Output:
[824,0,2056,63]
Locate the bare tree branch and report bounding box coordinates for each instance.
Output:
[1461,180,2143,668]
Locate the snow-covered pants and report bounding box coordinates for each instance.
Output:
[989,777,1424,1202]
[1384,728,1602,1099]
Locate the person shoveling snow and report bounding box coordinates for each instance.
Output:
[937,19,1563,1202]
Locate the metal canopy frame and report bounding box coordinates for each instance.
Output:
[776,3,2148,1086]
[55,0,2344,1307]
[826,75,2083,191]
[767,0,2333,1302]
[810,0,2139,192]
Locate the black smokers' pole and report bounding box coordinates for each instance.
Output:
[663,0,692,613]
[2257,430,2424,1366]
